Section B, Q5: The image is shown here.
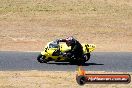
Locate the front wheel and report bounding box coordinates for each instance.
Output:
[37,54,47,63]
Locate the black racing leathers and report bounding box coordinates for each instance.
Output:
[57,38,83,59]
[67,40,83,59]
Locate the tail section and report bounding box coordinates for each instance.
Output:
[82,44,96,53]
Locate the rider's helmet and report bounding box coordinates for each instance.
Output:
[66,36,75,46]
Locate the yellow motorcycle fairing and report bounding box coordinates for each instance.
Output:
[41,42,96,61]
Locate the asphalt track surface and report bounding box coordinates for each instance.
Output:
[0,51,132,72]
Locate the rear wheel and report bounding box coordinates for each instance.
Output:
[76,53,91,65]
[69,58,86,65]
[69,53,91,65]
[69,59,77,65]
[77,59,86,65]
[37,54,47,63]
[83,53,90,62]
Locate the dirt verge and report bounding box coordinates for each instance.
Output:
[0,71,131,88]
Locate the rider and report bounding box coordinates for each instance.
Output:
[56,36,83,60]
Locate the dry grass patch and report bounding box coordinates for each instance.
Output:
[0,0,132,51]
[0,71,131,88]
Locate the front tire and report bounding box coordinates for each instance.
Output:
[37,54,47,63]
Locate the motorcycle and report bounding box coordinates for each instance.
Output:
[37,40,96,64]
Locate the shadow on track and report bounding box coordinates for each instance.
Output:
[48,62,104,66]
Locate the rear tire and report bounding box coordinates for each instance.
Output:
[76,53,90,65]
[83,53,90,62]
[69,58,86,65]
[37,54,47,63]
[69,59,76,65]
[76,59,86,65]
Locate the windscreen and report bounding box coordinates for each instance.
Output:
[49,42,59,48]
